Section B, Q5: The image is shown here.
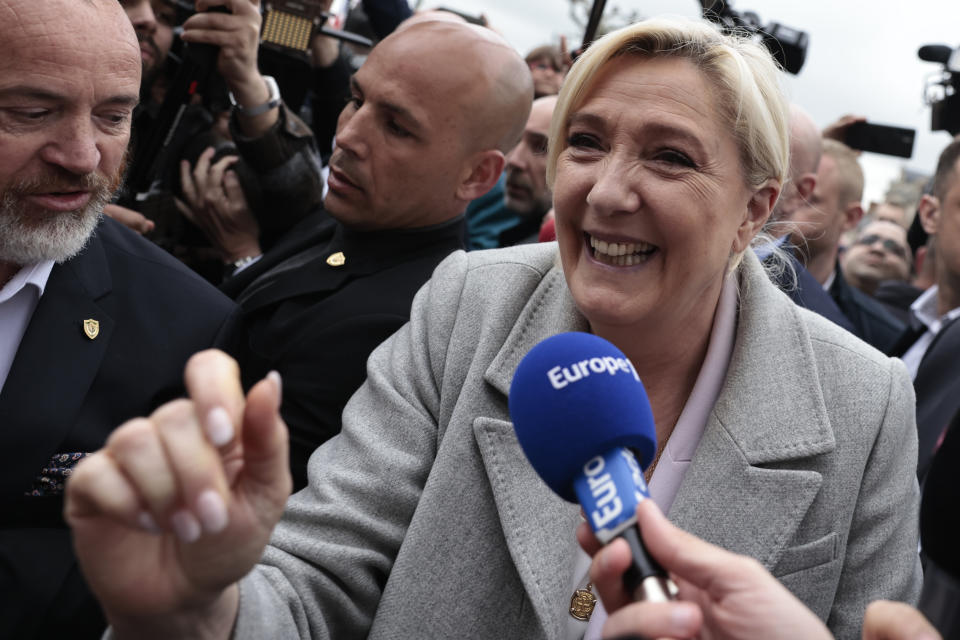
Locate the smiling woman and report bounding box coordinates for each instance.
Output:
[63,15,923,640]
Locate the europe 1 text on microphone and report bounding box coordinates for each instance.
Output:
[509,332,677,602]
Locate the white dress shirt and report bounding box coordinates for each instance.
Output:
[901,285,960,379]
[0,261,55,392]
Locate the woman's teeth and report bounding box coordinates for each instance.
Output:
[589,235,656,266]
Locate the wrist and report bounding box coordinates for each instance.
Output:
[229,75,280,118]
[108,584,240,640]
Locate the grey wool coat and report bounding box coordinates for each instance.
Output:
[235,244,922,640]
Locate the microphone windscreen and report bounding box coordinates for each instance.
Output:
[921,410,960,578]
[918,44,953,64]
[509,332,657,502]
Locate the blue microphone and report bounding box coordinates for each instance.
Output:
[510,332,675,602]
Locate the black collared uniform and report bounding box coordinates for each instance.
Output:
[222,210,465,490]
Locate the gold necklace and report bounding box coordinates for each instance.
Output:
[569,582,597,621]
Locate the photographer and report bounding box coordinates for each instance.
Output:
[119,0,324,281]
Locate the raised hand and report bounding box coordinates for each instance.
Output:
[65,350,292,639]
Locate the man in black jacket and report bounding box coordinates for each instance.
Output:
[220,17,534,490]
[0,0,240,637]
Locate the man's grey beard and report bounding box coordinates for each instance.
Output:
[0,173,116,266]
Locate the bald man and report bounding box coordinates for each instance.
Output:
[216,17,532,490]
[0,0,238,636]
[761,106,855,333]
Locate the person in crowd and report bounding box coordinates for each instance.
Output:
[843,220,914,298]
[65,17,921,640]
[0,0,241,636]
[198,17,531,490]
[762,106,855,332]
[580,501,940,640]
[872,201,911,228]
[790,139,904,351]
[889,139,960,478]
[117,0,324,280]
[466,95,557,249]
[526,43,568,98]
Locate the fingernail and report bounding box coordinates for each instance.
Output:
[268,370,283,399]
[138,510,161,534]
[196,489,228,534]
[670,603,697,631]
[171,509,202,543]
[205,406,234,447]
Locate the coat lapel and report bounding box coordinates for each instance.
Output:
[670,253,834,570]
[477,265,588,637]
[0,236,114,501]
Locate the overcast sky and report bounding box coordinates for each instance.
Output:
[413,0,960,205]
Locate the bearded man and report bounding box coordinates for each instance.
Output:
[0,0,239,636]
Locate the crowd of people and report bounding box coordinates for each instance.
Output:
[1,0,958,638]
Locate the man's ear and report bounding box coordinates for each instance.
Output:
[456,150,505,202]
[917,194,940,235]
[733,179,780,254]
[842,201,864,232]
[795,171,817,202]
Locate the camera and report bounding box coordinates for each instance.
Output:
[700,0,808,75]
[919,44,960,136]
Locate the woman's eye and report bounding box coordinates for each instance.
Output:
[566,132,602,150]
[654,149,696,168]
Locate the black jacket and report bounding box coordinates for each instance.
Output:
[222,210,466,491]
[0,218,240,639]
[829,266,905,353]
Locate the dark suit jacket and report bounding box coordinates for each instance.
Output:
[829,266,905,353]
[0,218,240,639]
[222,210,465,491]
[763,251,855,333]
[905,316,960,479]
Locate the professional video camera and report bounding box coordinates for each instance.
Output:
[699,0,808,75]
[919,44,960,136]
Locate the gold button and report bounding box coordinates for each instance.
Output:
[326,251,346,267]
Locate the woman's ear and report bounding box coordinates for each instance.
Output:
[732,179,780,254]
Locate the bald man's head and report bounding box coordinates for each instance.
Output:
[379,21,533,153]
[769,105,822,227]
[325,21,533,231]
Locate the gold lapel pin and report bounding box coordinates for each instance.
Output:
[82,319,100,340]
[326,251,346,267]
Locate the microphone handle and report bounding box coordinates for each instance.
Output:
[620,525,677,602]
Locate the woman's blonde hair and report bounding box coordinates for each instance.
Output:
[546,18,790,266]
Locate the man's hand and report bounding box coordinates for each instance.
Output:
[182,0,278,136]
[103,203,155,235]
[577,500,833,640]
[65,350,292,639]
[177,147,262,264]
[863,601,941,640]
[822,114,867,145]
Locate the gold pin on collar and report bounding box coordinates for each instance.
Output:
[326,251,346,267]
[569,582,597,621]
[82,319,100,340]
